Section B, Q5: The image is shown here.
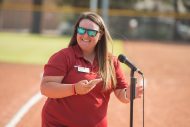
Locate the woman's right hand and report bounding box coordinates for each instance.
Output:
[75,78,102,95]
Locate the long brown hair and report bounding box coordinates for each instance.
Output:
[68,12,117,90]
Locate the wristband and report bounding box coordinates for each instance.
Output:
[73,84,77,95]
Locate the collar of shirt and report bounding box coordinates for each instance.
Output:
[72,44,83,58]
[72,44,98,66]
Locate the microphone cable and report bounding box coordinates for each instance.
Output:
[141,73,145,127]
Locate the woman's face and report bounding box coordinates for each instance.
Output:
[77,19,101,54]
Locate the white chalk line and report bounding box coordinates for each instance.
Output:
[5,92,43,127]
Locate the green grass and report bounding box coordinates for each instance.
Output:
[0,32,125,65]
[0,33,70,64]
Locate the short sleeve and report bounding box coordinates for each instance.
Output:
[43,50,69,76]
[113,57,128,89]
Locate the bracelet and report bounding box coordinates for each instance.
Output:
[73,84,77,95]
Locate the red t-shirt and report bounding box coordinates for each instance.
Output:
[42,44,128,127]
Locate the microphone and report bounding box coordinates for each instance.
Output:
[118,54,143,75]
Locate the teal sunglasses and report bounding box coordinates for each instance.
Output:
[77,27,99,37]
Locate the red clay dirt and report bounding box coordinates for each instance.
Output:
[0,41,190,127]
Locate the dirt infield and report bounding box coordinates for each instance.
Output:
[0,41,190,127]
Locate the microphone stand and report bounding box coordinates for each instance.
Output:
[130,68,137,127]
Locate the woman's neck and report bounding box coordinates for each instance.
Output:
[83,50,95,64]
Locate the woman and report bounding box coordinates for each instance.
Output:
[41,12,143,127]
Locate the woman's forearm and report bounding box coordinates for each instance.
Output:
[41,82,75,98]
[114,88,130,103]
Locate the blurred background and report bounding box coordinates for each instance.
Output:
[0,0,190,41]
[0,0,190,127]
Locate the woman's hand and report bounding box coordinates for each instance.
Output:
[135,85,143,98]
[126,85,143,99]
[75,78,102,95]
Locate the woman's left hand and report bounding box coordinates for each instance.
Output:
[135,85,143,98]
[126,85,143,99]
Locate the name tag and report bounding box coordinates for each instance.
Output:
[77,66,90,73]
